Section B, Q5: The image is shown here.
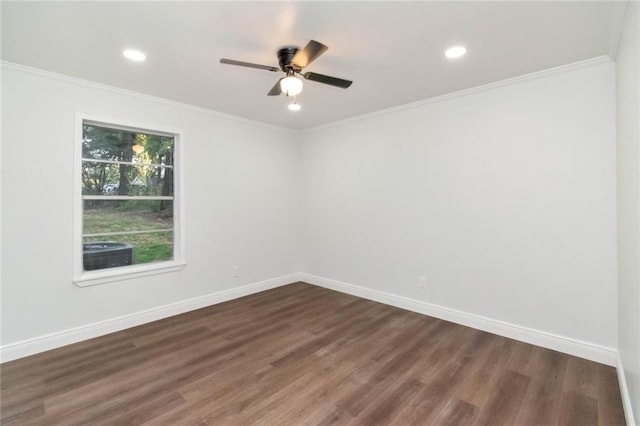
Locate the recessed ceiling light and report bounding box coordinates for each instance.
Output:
[288,102,301,111]
[445,46,466,59]
[123,49,146,62]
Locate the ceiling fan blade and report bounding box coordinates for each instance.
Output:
[267,78,284,96]
[302,72,352,89]
[292,40,329,69]
[220,58,279,72]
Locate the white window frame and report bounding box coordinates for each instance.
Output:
[73,113,185,286]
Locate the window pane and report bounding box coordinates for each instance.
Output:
[83,200,174,270]
[80,121,178,275]
[81,163,174,197]
[83,200,173,234]
[83,232,174,270]
[82,124,174,166]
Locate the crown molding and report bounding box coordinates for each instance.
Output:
[1,61,297,134]
[304,55,613,133]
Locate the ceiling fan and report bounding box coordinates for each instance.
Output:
[220,40,353,98]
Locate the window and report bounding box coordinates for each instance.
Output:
[74,116,184,285]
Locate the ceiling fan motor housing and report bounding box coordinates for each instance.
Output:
[278,47,299,71]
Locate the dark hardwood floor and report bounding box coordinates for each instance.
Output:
[1,282,625,425]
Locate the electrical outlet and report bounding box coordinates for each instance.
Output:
[232,265,240,278]
[419,276,427,290]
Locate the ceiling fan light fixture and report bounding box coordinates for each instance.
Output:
[280,75,303,96]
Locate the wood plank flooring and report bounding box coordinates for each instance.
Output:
[0,282,626,425]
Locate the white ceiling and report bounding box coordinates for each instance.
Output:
[1,1,622,129]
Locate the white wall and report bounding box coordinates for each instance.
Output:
[0,58,621,369]
[1,64,300,347]
[616,1,640,422]
[301,60,618,350]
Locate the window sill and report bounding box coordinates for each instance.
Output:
[74,261,185,287]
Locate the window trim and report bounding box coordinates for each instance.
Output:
[73,113,186,287]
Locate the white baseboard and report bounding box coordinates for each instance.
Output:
[1,273,301,363]
[617,353,637,426]
[1,272,618,369]
[299,273,617,366]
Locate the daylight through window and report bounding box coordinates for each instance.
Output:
[81,121,176,272]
